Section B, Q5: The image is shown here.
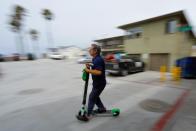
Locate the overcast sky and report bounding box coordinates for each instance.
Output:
[0,0,196,54]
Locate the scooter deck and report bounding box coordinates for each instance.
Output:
[76,109,120,122]
[92,109,120,117]
[75,111,114,122]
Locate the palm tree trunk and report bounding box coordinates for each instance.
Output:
[31,40,40,59]
[36,41,40,58]
[45,21,54,50]
[14,33,20,54]
[24,33,31,54]
[18,31,24,56]
[30,40,35,58]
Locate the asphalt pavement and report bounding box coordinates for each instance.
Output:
[0,59,195,131]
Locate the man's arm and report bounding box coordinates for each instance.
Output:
[85,68,102,75]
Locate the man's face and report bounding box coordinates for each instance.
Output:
[89,46,96,57]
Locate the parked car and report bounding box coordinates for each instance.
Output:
[0,54,5,62]
[27,53,35,60]
[105,54,145,76]
[77,56,92,64]
[48,52,66,60]
[12,53,20,61]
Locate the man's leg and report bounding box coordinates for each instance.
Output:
[95,83,106,110]
[96,96,106,110]
[88,87,104,115]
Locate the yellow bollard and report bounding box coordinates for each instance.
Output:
[176,67,181,81]
[171,66,181,81]
[173,67,177,81]
[171,67,175,81]
[160,65,166,81]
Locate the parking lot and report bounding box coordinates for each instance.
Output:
[0,59,195,131]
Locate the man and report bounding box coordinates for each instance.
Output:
[85,44,106,120]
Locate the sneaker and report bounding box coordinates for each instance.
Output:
[94,108,107,113]
[87,114,93,120]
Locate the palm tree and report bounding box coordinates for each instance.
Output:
[41,9,54,50]
[9,5,26,55]
[29,29,39,58]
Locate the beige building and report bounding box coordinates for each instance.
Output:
[95,11,196,71]
[192,46,196,56]
[117,10,196,71]
[95,35,124,56]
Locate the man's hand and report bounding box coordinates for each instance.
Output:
[85,63,90,69]
[84,68,89,73]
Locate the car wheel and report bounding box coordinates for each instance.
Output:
[121,70,128,76]
[62,56,66,60]
[106,72,110,76]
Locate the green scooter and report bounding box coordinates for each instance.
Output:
[76,67,120,122]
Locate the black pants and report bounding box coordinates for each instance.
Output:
[88,83,106,115]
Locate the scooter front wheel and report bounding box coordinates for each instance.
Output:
[111,108,120,117]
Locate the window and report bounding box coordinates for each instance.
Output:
[127,54,141,61]
[166,20,177,34]
[126,27,143,39]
